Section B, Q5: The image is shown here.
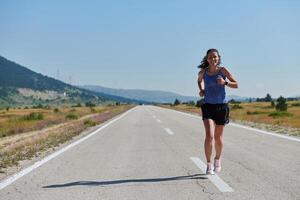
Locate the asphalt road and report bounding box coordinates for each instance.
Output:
[0,105,299,200]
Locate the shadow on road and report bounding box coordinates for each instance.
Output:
[43,174,207,188]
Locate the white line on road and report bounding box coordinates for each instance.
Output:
[156,119,162,123]
[0,107,137,190]
[190,157,234,193]
[164,128,174,135]
[161,107,300,143]
[144,107,156,120]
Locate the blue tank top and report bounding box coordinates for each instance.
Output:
[204,68,227,104]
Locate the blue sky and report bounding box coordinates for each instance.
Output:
[1,0,299,98]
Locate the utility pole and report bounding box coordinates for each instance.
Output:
[57,69,60,81]
[69,76,72,85]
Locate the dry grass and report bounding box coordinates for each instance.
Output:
[229,101,300,129]
[160,101,300,135]
[0,106,117,138]
[0,105,134,171]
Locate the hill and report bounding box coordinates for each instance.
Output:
[0,56,141,107]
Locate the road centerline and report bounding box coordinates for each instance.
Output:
[164,128,175,135]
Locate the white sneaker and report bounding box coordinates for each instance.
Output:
[214,159,221,173]
[206,163,215,175]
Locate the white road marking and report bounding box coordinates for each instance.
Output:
[156,119,162,123]
[164,128,174,135]
[144,108,156,119]
[190,157,234,193]
[161,107,300,143]
[0,107,137,190]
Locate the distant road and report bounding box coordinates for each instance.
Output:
[1,106,299,200]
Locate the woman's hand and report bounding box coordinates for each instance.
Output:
[199,90,205,97]
[217,75,226,85]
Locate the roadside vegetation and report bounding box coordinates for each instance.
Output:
[161,95,300,137]
[0,103,134,172]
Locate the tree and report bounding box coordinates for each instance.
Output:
[265,93,272,102]
[174,99,180,105]
[256,98,261,102]
[85,102,96,107]
[196,99,204,107]
[187,101,195,106]
[76,103,82,107]
[229,99,236,103]
[271,101,275,108]
[275,96,287,111]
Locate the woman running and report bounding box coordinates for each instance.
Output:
[197,48,238,174]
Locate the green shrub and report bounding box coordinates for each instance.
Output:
[231,104,243,110]
[23,112,44,120]
[271,101,275,108]
[246,111,265,115]
[276,96,287,111]
[85,102,96,107]
[174,99,180,105]
[187,101,195,106]
[268,111,293,118]
[291,102,300,107]
[228,99,241,104]
[53,108,60,113]
[72,103,82,107]
[65,113,78,120]
[196,99,204,107]
[84,119,97,127]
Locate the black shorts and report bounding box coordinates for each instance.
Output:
[201,103,229,125]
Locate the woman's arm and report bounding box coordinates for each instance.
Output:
[222,67,238,88]
[198,70,205,96]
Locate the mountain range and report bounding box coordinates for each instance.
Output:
[80,86,252,103]
[0,55,145,108]
[80,85,201,104]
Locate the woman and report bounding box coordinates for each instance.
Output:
[197,49,238,175]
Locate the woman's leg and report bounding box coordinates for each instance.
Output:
[214,125,224,159]
[203,119,215,163]
[213,125,224,172]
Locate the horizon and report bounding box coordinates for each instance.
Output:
[1,1,299,98]
[80,84,299,99]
